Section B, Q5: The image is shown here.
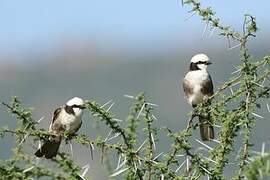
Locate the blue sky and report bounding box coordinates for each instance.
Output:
[0,0,268,62]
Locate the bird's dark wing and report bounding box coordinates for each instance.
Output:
[183,78,193,98]
[201,75,214,96]
[52,107,62,123]
[50,107,66,132]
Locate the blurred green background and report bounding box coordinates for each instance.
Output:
[0,0,269,179]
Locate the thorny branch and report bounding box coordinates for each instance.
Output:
[0,1,269,179]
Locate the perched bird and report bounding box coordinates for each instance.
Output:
[183,53,214,141]
[35,97,85,159]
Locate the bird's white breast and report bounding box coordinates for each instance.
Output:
[58,111,82,133]
[184,70,209,105]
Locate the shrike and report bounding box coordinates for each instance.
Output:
[35,97,85,159]
[183,53,214,141]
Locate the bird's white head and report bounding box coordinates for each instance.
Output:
[66,97,85,117]
[190,53,212,71]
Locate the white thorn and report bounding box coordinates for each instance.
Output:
[133,162,137,173]
[104,130,113,142]
[200,165,212,174]
[161,174,164,180]
[195,147,208,153]
[90,143,95,150]
[37,116,44,123]
[146,102,159,107]
[186,156,190,172]
[136,139,147,152]
[112,118,123,122]
[203,156,217,164]
[23,166,35,173]
[195,139,213,150]
[153,152,164,161]
[140,113,146,116]
[116,157,127,171]
[35,156,40,164]
[227,43,242,50]
[175,160,186,173]
[151,133,156,150]
[231,81,241,87]
[236,123,242,127]
[213,124,221,128]
[136,103,145,119]
[81,164,90,177]
[38,140,41,149]
[252,112,264,119]
[106,102,115,112]
[124,94,136,99]
[210,139,220,143]
[150,160,158,164]
[190,170,197,178]
[116,155,122,170]
[100,99,113,108]
[185,11,196,21]
[78,175,86,180]
[110,167,130,177]
[89,144,94,161]
[176,154,185,157]
[151,115,158,121]
[201,21,209,39]
[69,141,74,159]
[208,27,216,38]
[254,74,257,81]
[107,133,121,142]
[261,142,266,156]
[261,78,266,86]
[231,68,242,75]
[266,103,270,113]
[229,86,234,95]
[252,81,264,88]
[19,133,30,146]
[138,158,141,166]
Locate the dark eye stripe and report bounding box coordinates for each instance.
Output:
[72,104,85,109]
[196,61,207,64]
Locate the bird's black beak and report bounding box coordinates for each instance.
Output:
[80,105,86,109]
[206,61,212,65]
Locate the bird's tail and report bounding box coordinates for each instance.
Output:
[199,115,214,141]
[35,136,61,159]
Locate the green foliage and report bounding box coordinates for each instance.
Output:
[0,1,269,179]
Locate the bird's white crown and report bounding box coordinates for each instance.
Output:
[66,97,84,106]
[190,53,209,63]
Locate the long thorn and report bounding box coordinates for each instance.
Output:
[100,99,113,108]
[137,103,145,119]
[175,160,186,173]
[69,141,74,159]
[195,139,213,150]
